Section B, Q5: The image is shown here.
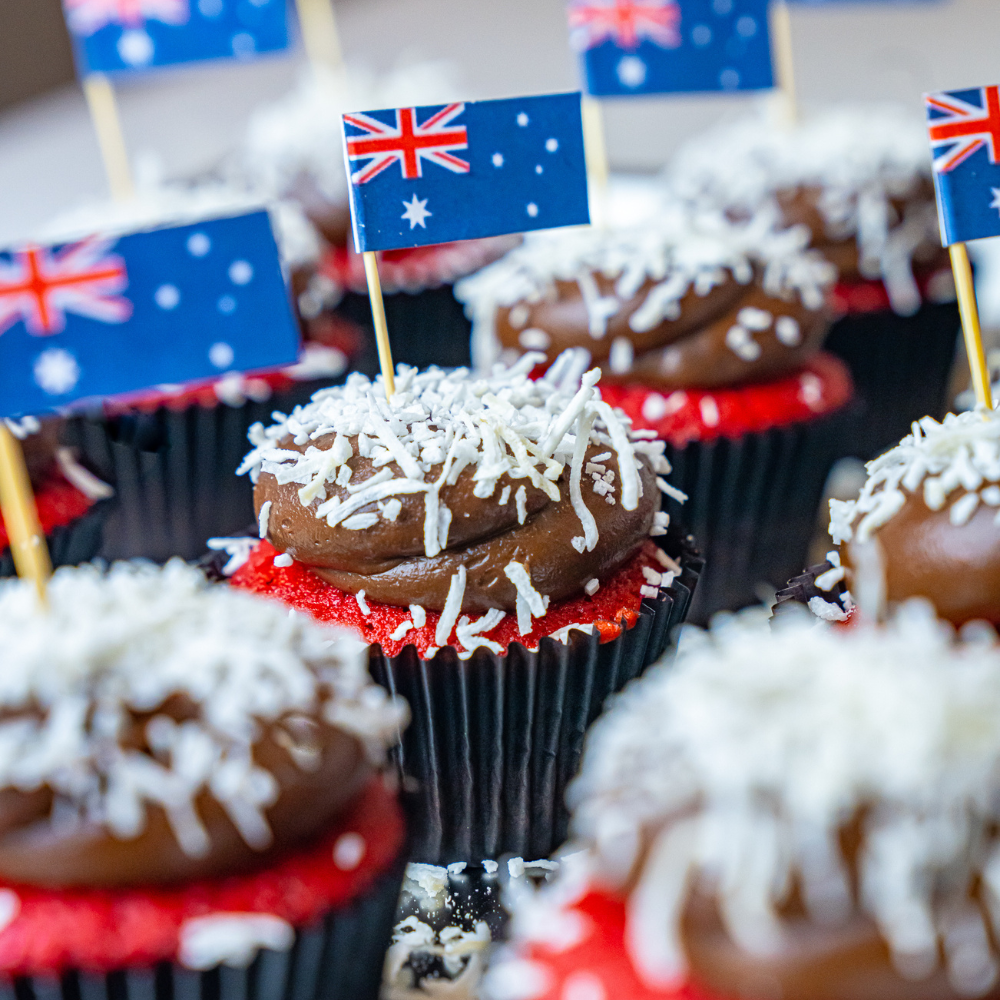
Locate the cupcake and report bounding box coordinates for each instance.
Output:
[0,415,112,577]
[778,406,1000,627]
[488,605,1000,1000]
[0,558,408,999]
[228,351,701,863]
[455,205,853,622]
[666,104,958,460]
[232,61,517,371]
[36,171,362,561]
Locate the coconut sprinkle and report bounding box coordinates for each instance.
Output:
[0,561,405,858]
[562,605,1000,992]
[830,408,1000,545]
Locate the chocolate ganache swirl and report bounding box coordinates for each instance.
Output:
[557,610,1000,1000]
[0,561,405,888]
[240,352,676,624]
[829,407,1000,627]
[454,204,835,386]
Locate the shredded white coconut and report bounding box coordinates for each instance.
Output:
[239,352,676,606]
[257,501,272,540]
[0,561,405,858]
[563,605,1000,991]
[830,407,1000,545]
[665,104,941,316]
[206,537,256,577]
[455,201,833,371]
[179,913,294,970]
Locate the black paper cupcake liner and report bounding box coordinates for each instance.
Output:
[0,498,111,578]
[6,862,405,1000]
[824,300,960,460]
[63,380,334,564]
[660,402,857,624]
[336,287,472,373]
[771,558,850,625]
[366,531,701,866]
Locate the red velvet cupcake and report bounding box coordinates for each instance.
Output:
[0,558,408,1000]
[666,104,958,460]
[488,607,1000,1000]
[0,416,112,577]
[455,206,853,621]
[228,352,700,863]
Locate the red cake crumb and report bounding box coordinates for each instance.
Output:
[514,888,723,1000]
[600,353,853,447]
[0,474,94,552]
[0,777,404,976]
[230,540,677,658]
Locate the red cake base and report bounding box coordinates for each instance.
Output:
[830,267,954,316]
[512,888,717,1000]
[0,777,404,976]
[600,353,853,447]
[0,474,94,552]
[230,539,672,658]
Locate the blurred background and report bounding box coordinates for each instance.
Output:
[0,0,999,245]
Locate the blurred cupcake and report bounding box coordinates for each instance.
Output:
[455,206,853,621]
[226,351,700,863]
[0,559,407,1000]
[489,605,1000,1000]
[36,170,362,560]
[232,61,517,371]
[666,104,958,459]
[1,415,112,576]
[778,405,1000,627]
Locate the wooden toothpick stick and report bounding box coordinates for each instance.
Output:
[294,0,344,72]
[581,95,610,229]
[362,251,396,399]
[82,74,134,202]
[950,242,993,410]
[770,0,797,125]
[0,424,52,604]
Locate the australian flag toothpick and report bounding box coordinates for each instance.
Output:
[568,0,773,97]
[342,93,591,253]
[61,0,289,76]
[0,211,299,418]
[925,86,1000,245]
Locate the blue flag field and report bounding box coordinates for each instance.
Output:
[62,0,289,75]
[567,0,773,97]
[926,86,1000,246]
[342,92,591,253]
[0,211,300,419]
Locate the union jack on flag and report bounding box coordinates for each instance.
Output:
[0,239,131,338]
[568,0,681,51]
[344,104,470,185]
[62,0,189,37]
[925,85,1000,244]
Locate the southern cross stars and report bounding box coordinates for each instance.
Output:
[991,188,1000,216]
[402,194,432,230]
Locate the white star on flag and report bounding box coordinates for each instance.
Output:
[991,188,1000,215]
[402,195,432,230]
[34,348,81,395]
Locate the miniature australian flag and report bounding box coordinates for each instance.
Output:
[925,86,1000,245]
[568,0,773,97]
[0,211,299,419]
[342,92,590,253]
[62,0,289,76]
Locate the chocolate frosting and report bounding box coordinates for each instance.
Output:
[494,271,830,390]
[256,436,658,612]
[842,491,1000,626]
[0,707,372,888]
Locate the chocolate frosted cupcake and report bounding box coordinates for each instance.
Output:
[456,207,853,621]
[0,559,407,1000]
[489,606,1000,1000]
[229,351,700,863]
[37,175,358,561]
[1,416,112,576]
[779,406,1000,627]
[232,61,515,372]
[667,104,958,459]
